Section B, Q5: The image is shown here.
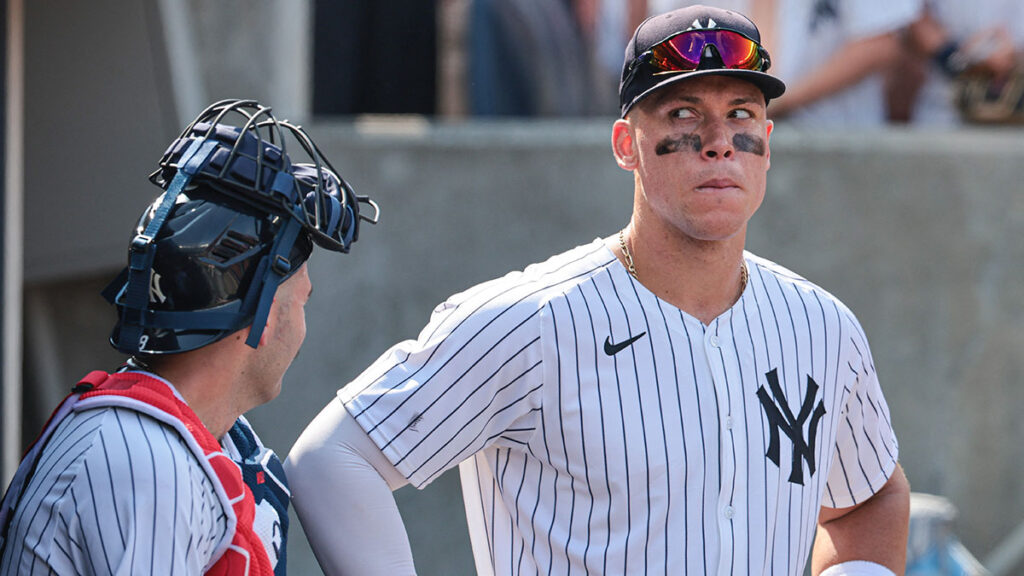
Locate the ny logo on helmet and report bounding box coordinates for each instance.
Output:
[149,270,167,304]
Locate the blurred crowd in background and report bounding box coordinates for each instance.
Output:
[312,0,1024,126]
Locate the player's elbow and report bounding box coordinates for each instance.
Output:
[283,409,355,497]
[285,399,408,499]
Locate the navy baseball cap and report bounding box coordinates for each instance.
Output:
[619,5,786,116]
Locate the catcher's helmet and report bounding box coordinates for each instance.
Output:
[103,99,379,355]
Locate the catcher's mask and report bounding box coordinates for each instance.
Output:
[103,99,379,355]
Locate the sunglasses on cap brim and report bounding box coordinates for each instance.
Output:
[632,29,771,75]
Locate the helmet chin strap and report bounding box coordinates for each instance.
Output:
[243,215,304,349]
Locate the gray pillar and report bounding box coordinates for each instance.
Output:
[2,0,23,486]
[0,0,7,483]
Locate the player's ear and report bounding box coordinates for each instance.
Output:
[765,119,774,170]
[612,118,639,170]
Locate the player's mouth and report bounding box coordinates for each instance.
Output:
[696,178,740,191]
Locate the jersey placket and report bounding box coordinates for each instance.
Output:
[704,315,743,576]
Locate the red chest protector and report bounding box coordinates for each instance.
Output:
[66,371,274,575]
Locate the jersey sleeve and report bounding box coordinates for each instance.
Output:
[47,408,228,575]
[823,315,900,509]
[339,275,547,488]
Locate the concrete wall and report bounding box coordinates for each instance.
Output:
[23,121,1024,574]
[22,0,178,282]
[21,0,309,284]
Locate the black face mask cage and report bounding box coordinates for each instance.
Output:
[105,99,381,355]
[150,99,379,252]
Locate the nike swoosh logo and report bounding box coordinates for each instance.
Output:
[604,332,647,356]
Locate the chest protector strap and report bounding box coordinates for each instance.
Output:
[1,371,274,576]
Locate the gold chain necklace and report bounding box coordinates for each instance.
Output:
[618,229,638,280]
[618,229,749,292]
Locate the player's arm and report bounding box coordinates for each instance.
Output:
[284,399,416,576]
[769,30,903,118]
[903,8,1016,79]
[811,463,911,576]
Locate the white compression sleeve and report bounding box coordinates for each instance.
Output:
[819,561,897,576]
[285,398,415,576]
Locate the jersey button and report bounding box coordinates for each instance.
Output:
[709,336,720,347]
[724,505,735,519]
[725,416,734,429]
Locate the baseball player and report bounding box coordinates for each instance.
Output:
[0,99,378,575]
[286,5,910,576]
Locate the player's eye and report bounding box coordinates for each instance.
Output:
[670,107,697,120]
[730,109,754,119]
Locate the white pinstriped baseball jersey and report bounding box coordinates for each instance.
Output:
[340,239,898,576]
[0,404,229,575]
[0,373,288,576]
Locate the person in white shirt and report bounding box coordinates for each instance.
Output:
[649,0,922,126]
[898,0,1024,125]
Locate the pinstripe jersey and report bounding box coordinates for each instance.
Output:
[339,239,899,576]
[0,405,228,575]
[0,372,286,576]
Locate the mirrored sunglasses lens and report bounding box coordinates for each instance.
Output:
[711,30,761,69]
[653,34,703,70]
[655,30,762,72]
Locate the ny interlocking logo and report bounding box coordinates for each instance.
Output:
[149,270,167,304]
[756,368,827,485]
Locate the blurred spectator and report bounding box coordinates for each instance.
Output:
[466,0,593,116]
[648,0,922,126]
[582,0,650,114]
[441,0,646,117]
[892,0,1024,125]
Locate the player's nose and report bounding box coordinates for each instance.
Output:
[700,121,734,160]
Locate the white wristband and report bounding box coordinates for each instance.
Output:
[819,560,896,576]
